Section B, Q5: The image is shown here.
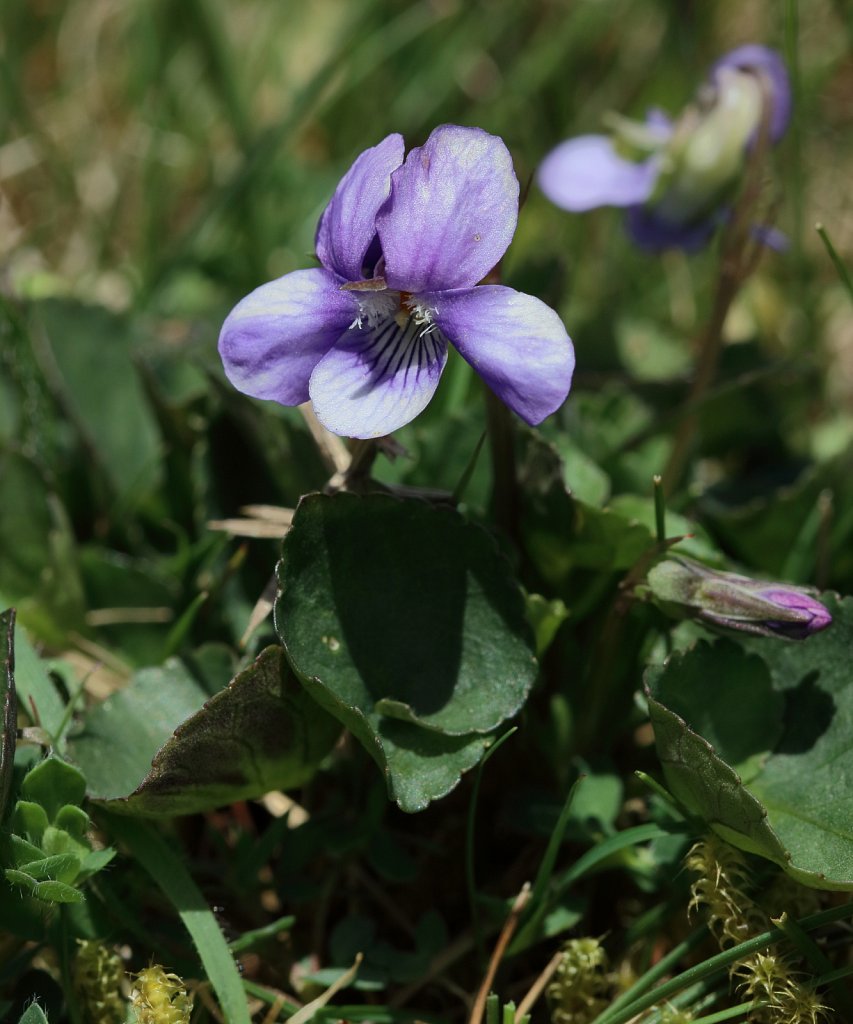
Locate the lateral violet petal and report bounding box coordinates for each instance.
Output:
[538,135,659,212]
[377,125,519,293]
[428,285,574,425]
[712,45,791,143]
[308,319,448,438]
[219,268,356,407]
[315,134,405,281]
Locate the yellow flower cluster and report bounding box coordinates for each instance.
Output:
[130,966,194,1024]
[546,937,611,1024]
[686,836,830,1024]
[73,940,126,1024]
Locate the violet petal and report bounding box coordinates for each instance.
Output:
[315,134,405,281]
[712,45,791,143]
[537,135,659,212]
[760,588,833,635]
[426,285,574,425]
[377,125,519,293]
[308,318,448,438]
[218,268,356,407]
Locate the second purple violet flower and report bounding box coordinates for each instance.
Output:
[538,46,791,251]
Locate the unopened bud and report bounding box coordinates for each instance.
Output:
[645,556,831,640]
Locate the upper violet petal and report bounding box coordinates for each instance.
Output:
[712,45,791,143]
[428,285,574,426]
[538,135,659,212]
[315,134,405,281]
[377,125,519,293]
[219,268,356,407]
[308,318,448,438]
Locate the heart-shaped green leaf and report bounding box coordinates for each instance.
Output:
[647,598,853,889]
[275,492,536,810]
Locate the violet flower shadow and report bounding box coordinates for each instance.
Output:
[775,670,836,755]
[324,513,466,719]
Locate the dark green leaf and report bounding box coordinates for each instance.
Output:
[647,689,790,865]
[375,719,490,815]
[114,646,340,816]
[276,492,535,809]
[278,493,535,736]
[68,648,338,814]
[647,640,785,783]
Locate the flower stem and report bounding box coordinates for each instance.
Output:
[662,75,776,495]
[485,388,519,541]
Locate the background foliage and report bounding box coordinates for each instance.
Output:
[2,1,853,1022]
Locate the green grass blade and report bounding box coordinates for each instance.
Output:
[105,815,250,1024]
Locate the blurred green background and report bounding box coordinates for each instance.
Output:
[1,0,853,669]
[3,0,851,314]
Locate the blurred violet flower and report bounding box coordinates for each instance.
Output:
[219,125,574,439]
[538,45,791,251]
[645,555,832,640]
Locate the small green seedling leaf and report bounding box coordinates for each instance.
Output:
[17,1002,50,1024]
[21,757,86,823]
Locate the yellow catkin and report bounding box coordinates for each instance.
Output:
[685,836,768,947]
[130,965,193,1024]
[546,937,610,1024]
[686,837,834,1024]
[72,940,126,1024]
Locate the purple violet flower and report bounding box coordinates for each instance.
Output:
[219,125,575,439]
[537,45,791,252]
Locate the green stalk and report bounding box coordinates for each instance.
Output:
[816,223,853,303]
[507,774,584,955]
[689,1001,763,1024]
[596,926,708,1022]
[229,915,297,955]
[105,815,251,1024]
[773,911,853,1019]
[467,727,518,966]
[485,387,519,541]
